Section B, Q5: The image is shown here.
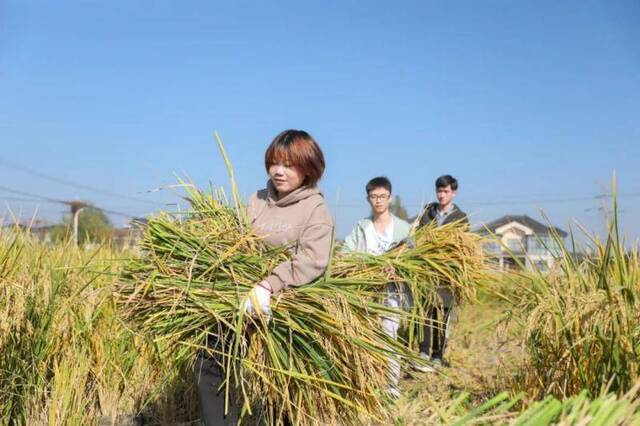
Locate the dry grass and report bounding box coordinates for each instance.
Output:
[392,298,524,425]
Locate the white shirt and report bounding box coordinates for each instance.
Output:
[363,220,395,256]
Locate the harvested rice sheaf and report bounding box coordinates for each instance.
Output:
[116,180,485,425]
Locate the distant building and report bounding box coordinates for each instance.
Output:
[2,217,147,250]
[29,224,58,244]
[1,220,57,244]
[475,215,567,272]
[109,218,148,250]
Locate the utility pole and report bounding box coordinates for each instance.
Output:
[69,201,88,246]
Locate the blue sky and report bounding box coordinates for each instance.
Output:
[1,1,639,242]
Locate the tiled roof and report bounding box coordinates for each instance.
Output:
[477,214,568,237]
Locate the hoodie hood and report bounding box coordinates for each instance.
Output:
[265,180,323,207]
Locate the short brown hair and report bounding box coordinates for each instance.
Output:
[265,129,325,186]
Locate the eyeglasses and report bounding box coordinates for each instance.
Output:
[368,194,390,201]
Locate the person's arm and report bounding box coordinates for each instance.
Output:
[387,217,413,250]
[418,203,435,227]
[448,208,469,229]
[459,212,470,230]
[395,217,411,240]
[341,223,361,253]
[264,204,334,293]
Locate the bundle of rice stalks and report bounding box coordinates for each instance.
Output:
[117,186,409,425]
[504,187,640,398]
[116,137,485,425]
[117,189,485,424]
[332,221,484,346]
[333,220,482,305]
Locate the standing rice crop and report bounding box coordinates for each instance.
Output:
[0,230,184,425]
[503,188,640,398]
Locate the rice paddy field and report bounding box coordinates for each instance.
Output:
[2,178,639,425]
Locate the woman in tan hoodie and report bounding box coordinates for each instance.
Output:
[243,129,335,315]
[196,129,334,425]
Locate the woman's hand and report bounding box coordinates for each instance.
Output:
[243,280,272,320]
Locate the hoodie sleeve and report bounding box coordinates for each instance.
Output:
[264,203,334,293]
[246,190,267,224]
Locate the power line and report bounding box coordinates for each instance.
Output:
[0,156,165,207]
[327,191,640,209]
[329,192,640,209]
[0,185,140,219]
[465,192,640,207]
[1,196,47,203]
[0,185,67,204]
[1,208,68,218]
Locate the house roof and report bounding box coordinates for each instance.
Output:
[477,214,568,237]
[130,217,148,227]
[2,223,58,231]
[111,228,134,238]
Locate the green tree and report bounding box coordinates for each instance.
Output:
[390,195,409,220]
[52,205,113,244]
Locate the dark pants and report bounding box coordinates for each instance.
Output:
[194,353,239,426]
[419,287,454,360]
[419,305,453,360]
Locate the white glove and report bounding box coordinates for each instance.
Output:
[243,283,272,320]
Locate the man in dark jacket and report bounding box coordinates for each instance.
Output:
[416,174,468,372]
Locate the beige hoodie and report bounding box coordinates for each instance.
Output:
[247,181,334,293]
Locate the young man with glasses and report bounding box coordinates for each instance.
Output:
[342,176,411,398]
[342,176,411,255]
[416,174,468,372]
